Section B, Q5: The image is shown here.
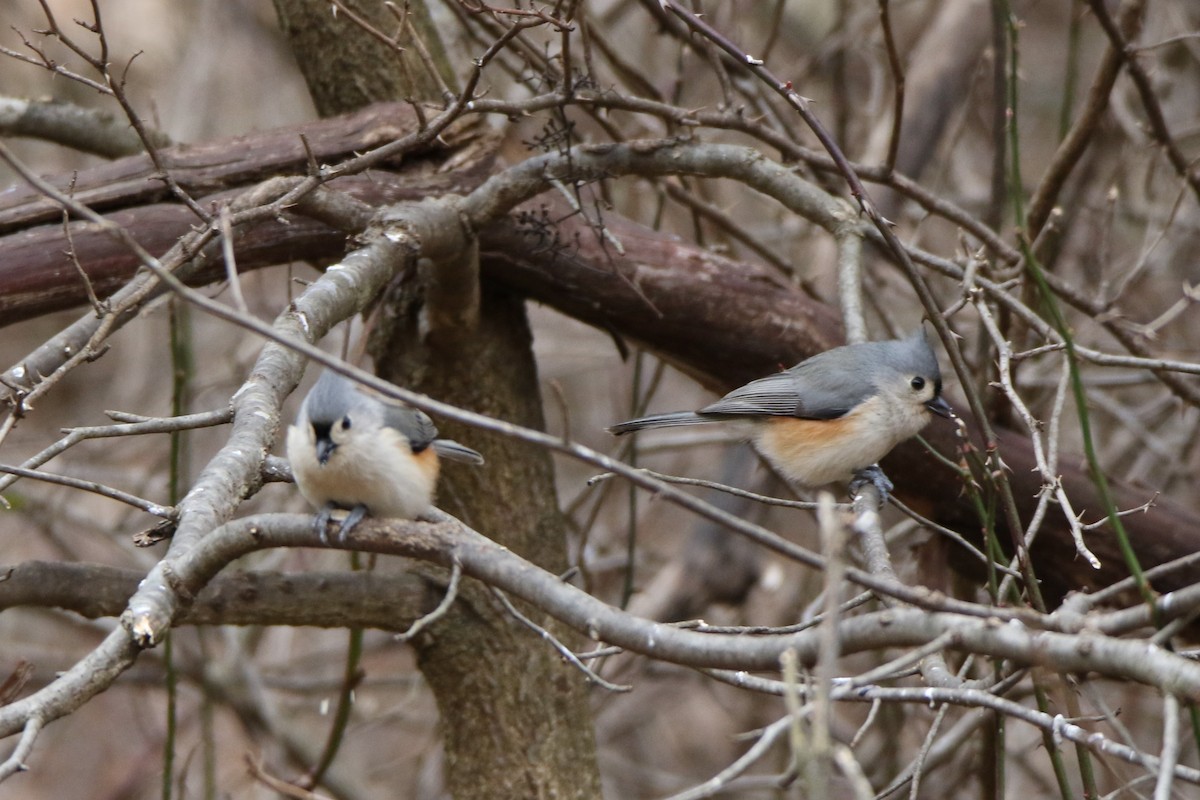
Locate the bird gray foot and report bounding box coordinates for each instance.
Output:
[314,503,369,546]
[337,504,368,542]
[315,503,336,546]
[849,464,893,502]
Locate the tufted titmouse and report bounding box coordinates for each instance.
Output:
[609,327,953,496]
[287,369,484,542]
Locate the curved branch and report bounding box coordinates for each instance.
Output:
[9,510,1200,749]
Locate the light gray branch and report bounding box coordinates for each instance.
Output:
[0,96,170,158]
[0,408,231,494]
[77,514,1200,696]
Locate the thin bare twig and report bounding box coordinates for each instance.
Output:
[488,586,631,692]
[0,463,175,519]
[0,717,43,782]
[393,555,463,642]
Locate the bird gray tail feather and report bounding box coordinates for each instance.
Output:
[607,411,712,435]
[433,439,485,465]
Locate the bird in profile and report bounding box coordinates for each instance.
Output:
[287,369,483,543]
[609,327,953,497]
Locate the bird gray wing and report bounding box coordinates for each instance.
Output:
[382,399,482,463]
[699,361,876,420]
[381,402,440,451]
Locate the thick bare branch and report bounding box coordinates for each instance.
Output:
[0,561,423,629]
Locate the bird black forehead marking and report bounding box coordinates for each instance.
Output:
[303,370,365,425]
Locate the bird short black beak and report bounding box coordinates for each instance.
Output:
[316,438,337,465]
[926,396,954,419]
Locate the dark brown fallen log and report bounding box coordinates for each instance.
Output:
[0,102,496,325]
[0,101,475,233]
[0,169,488,325]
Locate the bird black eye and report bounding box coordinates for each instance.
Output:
[910,376,926,391]
[340,416,352,430]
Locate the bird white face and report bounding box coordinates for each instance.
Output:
[902,372,940,408]
[315,412,356,461]
[305,391,393,465]
[877,369,944,441]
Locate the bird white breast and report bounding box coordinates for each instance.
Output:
[752,394,932,487]
[286,423,437,520]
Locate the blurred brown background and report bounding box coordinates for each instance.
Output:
[2,1,1200,798]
